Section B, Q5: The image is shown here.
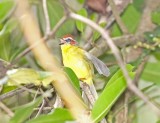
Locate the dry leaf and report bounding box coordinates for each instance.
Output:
[87,0,108,14]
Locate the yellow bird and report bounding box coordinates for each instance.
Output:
[60,34,110,85]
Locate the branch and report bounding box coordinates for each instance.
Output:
[133,55,149,84]
[69,12,160,115]
[89,34,137,57]
[15,0,90,122]
[84,0,132,51]
[106,0,132,29]
[108,0,129,34]
[42,0,51,34]
[0,101,14,117]
[0,84,35,101]
[35,99,46,118]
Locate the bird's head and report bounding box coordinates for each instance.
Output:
[59,34,76,45]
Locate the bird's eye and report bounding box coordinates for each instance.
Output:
[65,38,71,42]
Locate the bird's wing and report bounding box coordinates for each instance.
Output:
[85,52,110,77]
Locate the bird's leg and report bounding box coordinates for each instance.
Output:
[80,82,97,107]
[81,82,108,123]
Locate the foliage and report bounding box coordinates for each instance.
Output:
[0,0,160,123]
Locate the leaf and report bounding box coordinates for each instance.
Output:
[0,0,15,23]
[76,8,88,32]
[47,0,75,37]
[153,51,160,61]
[9,97,42,123]
[26,108,74,123]
[77,0,85,4]
[157,120,160,123]
[0,18,24,61]
[64,67,81,95]
[151,7,160,25]
[91,64,135,123]
[0,33,11,61]
[111,4,141,37]
[1,85,17,94]
[141,62,160,86]
[7,68,41,86]
[133,0,145,12]
[2,18,19,33]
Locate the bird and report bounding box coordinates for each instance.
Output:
[60,34,110,85]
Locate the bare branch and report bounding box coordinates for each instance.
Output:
[89,34,137,57]
[42,0,51,34]
[133,56,149,84]
[35,99,46,118]
[0,84,34,101]
[108,0,129,34]
[0,101,14,117]
[106,0,132,29]
[46,15,68,40]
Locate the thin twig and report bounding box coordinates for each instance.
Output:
[0,84,34,101]
[42,0,51,34]
[40,88,52,107]
[106,0,132,29]
[34,106,52,111]
[84,0,131,51]
[88,34,138,57]
[108,0,129,34]
[0,101,14,117]
[69,12,160,115]
[33,88,40,101]
[35,99,46,118]
[46,15,68,40]
[133,55,149,84]
[10,80,41,94]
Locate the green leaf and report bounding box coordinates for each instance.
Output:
[151,7,160,25]
[0,18,24,61]
[10,97,42,123]
[7,68,41,86]
[141,62,160,86]
[64,67,81,95]
[76,8,88,32]
[1,85,17,94]
[3,18,19,33]
[0,33,11,61]
[153,51,160,61]
[77,0,85,4]
[133,0,145,12]
[111,4,141,37]
[157,120,160,123]
[0,0,15,23]
[91,64,135,123]
[26,108,74,123]
[92,22,107,41]
[46,0,75,37]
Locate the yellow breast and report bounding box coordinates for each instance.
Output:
[61,44,93,84]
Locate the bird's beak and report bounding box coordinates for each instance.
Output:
[59,39,65,45]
